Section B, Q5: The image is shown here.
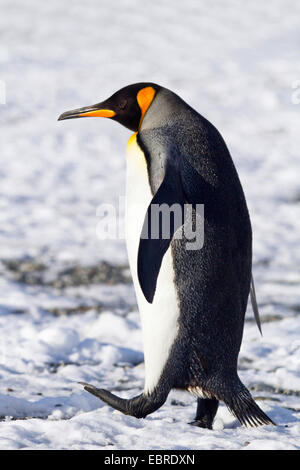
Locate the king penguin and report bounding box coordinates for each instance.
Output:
[58,83,274,428]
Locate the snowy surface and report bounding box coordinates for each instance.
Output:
[0,0,300,450]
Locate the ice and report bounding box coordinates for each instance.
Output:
[0,0,299,450]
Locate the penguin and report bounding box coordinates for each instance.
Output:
[58,83,274,428]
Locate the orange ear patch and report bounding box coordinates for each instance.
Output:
[137,87,156,127]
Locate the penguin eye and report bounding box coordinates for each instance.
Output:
[118,99,127,110]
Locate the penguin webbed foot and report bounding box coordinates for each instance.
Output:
[80,382,167,419]
[79,382,131,415]
[189,397,219,430]
[189,418,213,430]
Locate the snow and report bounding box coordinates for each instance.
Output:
[0,0,299,450]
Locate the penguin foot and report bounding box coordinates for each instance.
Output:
[80,382,167,419]
[79,382,132,415]
[190,397,219,430]
[189,419,213,430]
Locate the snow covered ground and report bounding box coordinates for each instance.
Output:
[0,0,299,450]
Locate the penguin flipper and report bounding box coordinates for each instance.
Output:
[137,161,185,303]
[137,153,202,303]
[80,382,167,418]
[250,274,262,335]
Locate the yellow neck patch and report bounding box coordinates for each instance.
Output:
[137,86,156,128]
[127,131,138,151]
[126,131,147,170]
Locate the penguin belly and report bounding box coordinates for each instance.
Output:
[125,133,180,395]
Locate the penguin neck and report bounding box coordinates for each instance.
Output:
[140,88,193,132]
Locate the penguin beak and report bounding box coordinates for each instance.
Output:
[58,103,116,121]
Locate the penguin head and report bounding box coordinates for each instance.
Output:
[58,83,160,132]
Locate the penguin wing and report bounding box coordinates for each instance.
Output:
[137,151,203,303]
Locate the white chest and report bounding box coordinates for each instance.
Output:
[125,133,180,394]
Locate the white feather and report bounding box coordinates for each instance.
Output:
[125,134,180,395]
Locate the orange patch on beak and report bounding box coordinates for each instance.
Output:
[137,87,156,127]
[78,109,116,118]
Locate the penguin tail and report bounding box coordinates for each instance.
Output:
[79,382,167,419]
[223,385,276,427]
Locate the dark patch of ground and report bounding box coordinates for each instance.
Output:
[1,257,131,287]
